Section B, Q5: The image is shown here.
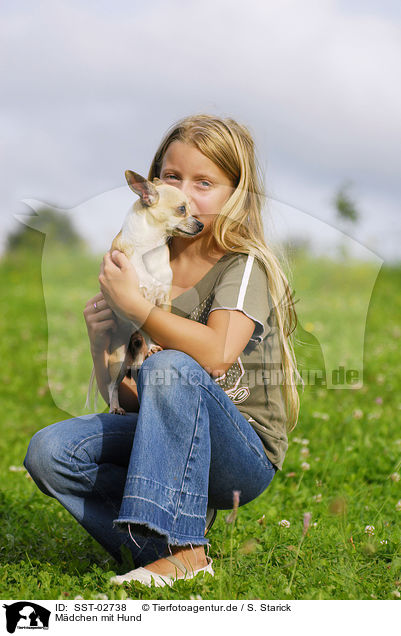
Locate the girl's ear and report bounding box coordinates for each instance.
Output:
[125,170,160,206]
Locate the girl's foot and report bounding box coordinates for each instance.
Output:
[143,544,208,577]
[109,544,214,587]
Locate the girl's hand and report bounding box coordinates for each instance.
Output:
[98,250,141,321]
[83,291,117,355]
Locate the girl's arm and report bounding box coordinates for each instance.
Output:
[83,290,140,411]
[99,251,255,375]
[140,303,254,375]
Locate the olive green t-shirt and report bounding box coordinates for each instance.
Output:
[170,251,288,470]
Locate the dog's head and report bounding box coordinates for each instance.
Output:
[125,170,203,237]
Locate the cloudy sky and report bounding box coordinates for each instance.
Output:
[1,0,400,262]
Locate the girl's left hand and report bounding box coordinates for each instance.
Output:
[98,250,141,320]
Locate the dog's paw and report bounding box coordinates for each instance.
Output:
[144,345,163,359]
[109,407,126,416]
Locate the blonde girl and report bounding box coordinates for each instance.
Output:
[24,114,300,588]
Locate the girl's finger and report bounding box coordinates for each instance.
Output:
[92,308,114,322]
[95,319,116,332]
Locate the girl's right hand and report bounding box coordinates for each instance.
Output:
[83,291,117,355]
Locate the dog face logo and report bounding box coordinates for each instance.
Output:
[2,602,50,633]
[15,189,384,418]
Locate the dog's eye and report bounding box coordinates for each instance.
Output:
[177,205,186,215]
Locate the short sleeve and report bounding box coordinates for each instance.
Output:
[208,254,271,342]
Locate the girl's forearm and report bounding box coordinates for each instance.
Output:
[128,293,223,371]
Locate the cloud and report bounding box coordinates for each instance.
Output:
[1,0,400,258]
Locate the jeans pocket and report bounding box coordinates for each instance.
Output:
[246,440,275,472]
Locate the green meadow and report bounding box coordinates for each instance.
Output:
[1,241,400,600]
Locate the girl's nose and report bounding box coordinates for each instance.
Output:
[180,180,193,201]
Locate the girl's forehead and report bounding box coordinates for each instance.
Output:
[161,141,232,182]
[163,141,207,164]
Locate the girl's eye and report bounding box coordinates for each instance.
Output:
[199,180,211,188]
[163,174,178,181]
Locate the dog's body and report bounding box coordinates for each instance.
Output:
[92,170,203,414]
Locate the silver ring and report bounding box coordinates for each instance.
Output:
[93,302,97,310]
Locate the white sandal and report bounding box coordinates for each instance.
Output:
[110,555,214,588]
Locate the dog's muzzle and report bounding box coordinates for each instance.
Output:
[173,216,204,236]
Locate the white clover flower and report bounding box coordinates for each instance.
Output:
[353,409,363,419]
[313,493,322,503]
[380,540,388,545]
[301,438,310,446]
[301,462,310,471]
[95,594,108,600]
[292,437,302,444]
[279,519,291,528]
[392,590,401,598]
[396,500,401,511]
[312,411,329,420]
[313,522,318,528]
[9,465,25,472]
[300,447,310,458]
[365,525,375,535]
[74,595,84,600]
[390,473,401,482]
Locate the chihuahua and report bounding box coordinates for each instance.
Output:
[87,170,203,414]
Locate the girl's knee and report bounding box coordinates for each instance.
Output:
[24,420,77,487]
[140,349,195,372]
[24,424,58,481]
[138,349,207,390]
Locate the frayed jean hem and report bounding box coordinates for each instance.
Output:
[113,517,209,547]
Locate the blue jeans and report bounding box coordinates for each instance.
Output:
[24,350,276,567]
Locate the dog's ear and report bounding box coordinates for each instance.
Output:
[125,170,160,206]
[152,177,163,185]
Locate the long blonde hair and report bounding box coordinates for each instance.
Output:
[149,114,302,432]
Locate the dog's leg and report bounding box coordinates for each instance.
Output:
[143,291,170,359]
[107,319,140,415]
[127,330,149,380]
[108,344,131,415]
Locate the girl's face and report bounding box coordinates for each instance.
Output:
[159,141,235,235]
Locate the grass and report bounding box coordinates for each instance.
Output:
[1,240,401,600]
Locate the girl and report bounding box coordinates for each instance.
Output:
[24,114,301,588]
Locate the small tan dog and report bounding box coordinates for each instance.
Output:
[87,170,203,414]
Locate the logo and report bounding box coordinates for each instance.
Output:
[3,603,50,634]
[226,386,251,404]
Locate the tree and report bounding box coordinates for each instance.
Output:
[334,181,359,225]
[6,207,87,254]
[333,181,360,260]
